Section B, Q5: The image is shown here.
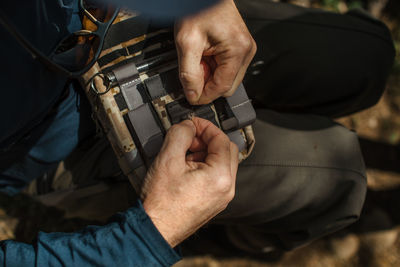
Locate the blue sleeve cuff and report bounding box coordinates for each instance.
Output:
[125,200,182,266]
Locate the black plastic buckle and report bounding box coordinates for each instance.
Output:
[166,99,218,126]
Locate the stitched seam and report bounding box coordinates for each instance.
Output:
[121,77,141,88]
[231,99,251,109]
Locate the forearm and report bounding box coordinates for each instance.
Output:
[0,201,180,267]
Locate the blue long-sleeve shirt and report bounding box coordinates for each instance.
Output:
[0,0,222,265]
[0,201,180,266]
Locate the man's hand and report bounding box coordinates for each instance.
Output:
[142,118,239,247]
[175,0,256,105]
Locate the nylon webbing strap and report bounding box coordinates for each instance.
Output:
[224,83,257,129]
[166,100,218,126]
[144,74,167,99]
[103,16,150,50]
[126,105,164,161]
[113,63,164,164]
[98,31,174,67]
[98,41,145,67]
[113,62,142,110]
[227,130,246,152]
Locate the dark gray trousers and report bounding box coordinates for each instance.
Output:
[203,0,395,251]
[32,0,395,254]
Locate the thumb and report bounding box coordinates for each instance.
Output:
[159,120,196,164]
[175,30,205,104]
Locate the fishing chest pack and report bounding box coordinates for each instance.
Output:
[80,9,257,191]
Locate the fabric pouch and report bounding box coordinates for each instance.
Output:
[79,10,256,191]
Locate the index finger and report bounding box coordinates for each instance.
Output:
[174,26,205,104]
[197,60,241,105]
[191,117,231,168]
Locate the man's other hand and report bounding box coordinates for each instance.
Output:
[175,0,256,105]
[142,118,239,247]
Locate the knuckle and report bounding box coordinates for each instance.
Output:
[215,174,234,194]
[211,75,234,93]
[236,33,254,53]
[179,71,200,86]
[175,30,201,50]
[167,124,182,136]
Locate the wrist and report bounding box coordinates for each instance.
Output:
[143,201,190,248]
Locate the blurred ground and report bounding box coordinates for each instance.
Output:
[0,0,399,267]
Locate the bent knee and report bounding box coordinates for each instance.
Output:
[341,9,395,108]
